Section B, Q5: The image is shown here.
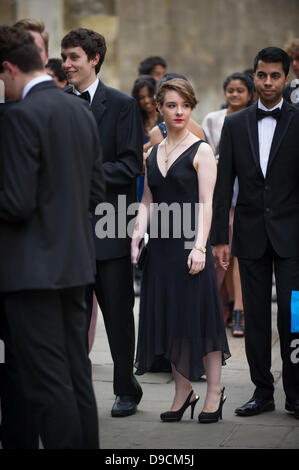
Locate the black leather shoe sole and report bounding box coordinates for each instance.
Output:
[111,406,137,418]
[235,401,275,416]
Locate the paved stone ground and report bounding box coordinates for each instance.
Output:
[90,295,299,450]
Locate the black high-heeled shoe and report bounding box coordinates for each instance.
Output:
[160,390,199,422]
[231,310,245,337]
[198,387,226,423]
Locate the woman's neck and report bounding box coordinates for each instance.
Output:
[166,127,189,145]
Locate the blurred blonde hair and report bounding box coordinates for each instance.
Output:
[13,18,49,52]
[284,38,299,59]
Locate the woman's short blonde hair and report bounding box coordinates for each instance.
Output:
[156,78,198,110]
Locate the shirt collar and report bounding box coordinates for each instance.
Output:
[22,74,53,100]
[258,97,283,112]
[73,78,99,104]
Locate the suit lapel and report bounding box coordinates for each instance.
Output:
[91,80,106,124]
[246,104,264,177]
[266,101,294,176]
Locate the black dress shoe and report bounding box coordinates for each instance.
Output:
[235,396,275,416]
[285,399,299,419]
[111,395,138,417]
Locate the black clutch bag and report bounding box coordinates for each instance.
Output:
[136,238,148,270]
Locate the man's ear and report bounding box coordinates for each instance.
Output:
[285,73,289,87]
[91,53,100,68]
[2,61,18,80]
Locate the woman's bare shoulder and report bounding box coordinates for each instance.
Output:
[149,125,164,145]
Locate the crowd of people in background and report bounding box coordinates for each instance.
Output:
[0,17,298,449]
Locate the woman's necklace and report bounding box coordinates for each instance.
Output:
[164,131,189,163]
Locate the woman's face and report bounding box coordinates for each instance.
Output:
[158,89,192,130]
[138,86,156,114]
[225,79,251,111]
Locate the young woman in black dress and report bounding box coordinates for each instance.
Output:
[131,79,230,423]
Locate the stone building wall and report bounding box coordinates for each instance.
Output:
[118,0,299,121]
[2,0,299,121]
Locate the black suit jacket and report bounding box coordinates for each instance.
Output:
[211,100,299,259]
[0,81,105,292]
[66,80,143,261]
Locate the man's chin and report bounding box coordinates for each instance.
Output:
[66,74,78,86]
[260,92,280,105]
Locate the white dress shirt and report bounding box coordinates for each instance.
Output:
[258,97,283,177]
[22,74,53,100]
[73,78,99,104]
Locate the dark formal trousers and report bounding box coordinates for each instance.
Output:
[87,256,139,397]
[3,286,99,449]
[0,304,38,449]
[238,242,299,403]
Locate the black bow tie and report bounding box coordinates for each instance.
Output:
[79,91,91,103]
[256,107,281,121]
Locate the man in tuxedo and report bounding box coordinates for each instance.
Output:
[0,26,105,448]
[61,28,143,417]
[0,100,40,449]
[212,47,299,419]
[0,19,49,449]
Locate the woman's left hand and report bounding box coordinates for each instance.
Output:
[131,240,140,265]
[187,248,206,275]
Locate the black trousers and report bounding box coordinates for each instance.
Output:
[0,299,38,449]
[87,256,141,397]
[238,243,299,402]
[3,287,99,449]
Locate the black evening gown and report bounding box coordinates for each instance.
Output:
[135,141,230,381]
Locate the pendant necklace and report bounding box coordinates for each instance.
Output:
[164,131,189,163]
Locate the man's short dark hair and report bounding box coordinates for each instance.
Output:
[61,28,106,74]
[46,58,67,82]
[253,47,290,76]
[138,56,167,75]
[0,25,43,73]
